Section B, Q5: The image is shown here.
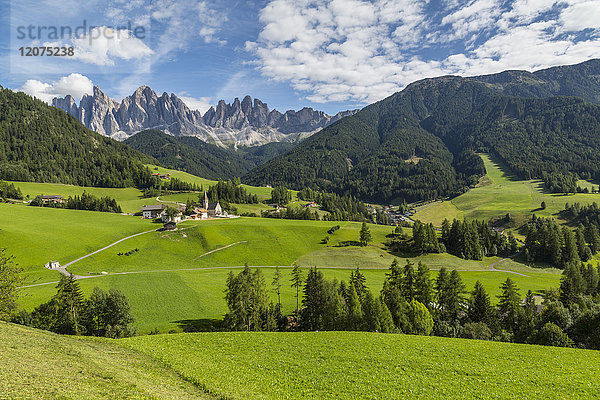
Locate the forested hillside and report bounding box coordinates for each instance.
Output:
[124,130,253,180]
[472,59,600,103]
[246,69,600,203]
[0,87,155,187]
[125,130,295,180]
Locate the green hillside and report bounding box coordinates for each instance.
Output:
[246,60,600,204]
[0,322,208,399]
[123,331,600,399]
[124,130,254,180]
[0,87,155,188]
[5,322,600,399]
[414,154,600,226]
[6,204,559,332]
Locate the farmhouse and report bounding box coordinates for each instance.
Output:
[160,206,184,223]
[41,195,64,204]
[151,172,171,179]
[141,204,165,219]
[44,261,60,270]
[190,207,209,220]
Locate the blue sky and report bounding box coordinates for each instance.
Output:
[1,0,599,115]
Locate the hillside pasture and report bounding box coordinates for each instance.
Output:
[414,154,600,226]
[123,331,600,399]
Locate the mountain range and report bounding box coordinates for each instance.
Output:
[245,59,600,203]
[52,87,357,147]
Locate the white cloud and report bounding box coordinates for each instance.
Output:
[177,93,213,113]
[559,0,600,31]
[18,73,94,104]
[70,27,153,66]
[151,0,228,60]
[248,0,600,104]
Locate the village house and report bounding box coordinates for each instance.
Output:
[41,195,64,204]
[44,261,60,270]
[189,207,209,220]
[151,172,170,179]
[160,205,185,223]
[141,204,166,219]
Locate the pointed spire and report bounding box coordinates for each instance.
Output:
[204,191,209,209]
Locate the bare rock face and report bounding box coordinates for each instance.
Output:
[52,85,358,147]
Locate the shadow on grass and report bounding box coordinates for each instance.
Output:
[335,240,363,247]
[174,318,225,332]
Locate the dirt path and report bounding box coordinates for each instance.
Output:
[488,252,529,277]
[21,240,249,288]
[56,229,160,278]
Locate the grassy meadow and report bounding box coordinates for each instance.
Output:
[6,207,560,333]
[0,204,154,284]
[0,322,207,400]
[414,154,600,227]
[4,322,600,399]
[123,331,600,399]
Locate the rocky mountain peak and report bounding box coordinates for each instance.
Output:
[52,87,359,146]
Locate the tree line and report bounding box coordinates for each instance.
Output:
[0,181,23,200]
[523,216,598,267]
[29,191,122,213]
[222,259,600,349]
[8,274,135,338]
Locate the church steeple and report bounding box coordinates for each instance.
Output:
[204,191,209,209]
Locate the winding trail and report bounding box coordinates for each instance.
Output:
[20,239,249,288]
[488,252,529,277]
[56,229,160,278]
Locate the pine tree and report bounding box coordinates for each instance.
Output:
[346,282,363,330]
[378,298,396,333]
[497,278,521,332]
[350,267,367,299]
[396,260,412,301]
[290,263,304,314]
[562,227,580,267]
[359,222,372,246]
[469,281,492,324]
[414,262,433,307]
[586,224,600,254]
[54,275,85,335]
[559,262,585,305]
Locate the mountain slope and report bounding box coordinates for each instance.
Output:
[245,68,600,203]
[0,87,155,188]
[124,130,253,180]
[472,59,600,103]
[53,88,358,147]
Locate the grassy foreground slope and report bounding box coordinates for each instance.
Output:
[124,331,600,400]
[414,154,600,226]
[0,322,208,400]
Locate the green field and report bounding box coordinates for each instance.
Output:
[0,204,153,284]
[414,154,600,226]
[147,164,285,201]
[5,203,560,333]
[18,266,560,333]
[122,331,600,399]
[5,322,600,399]
[0,322,207,400]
